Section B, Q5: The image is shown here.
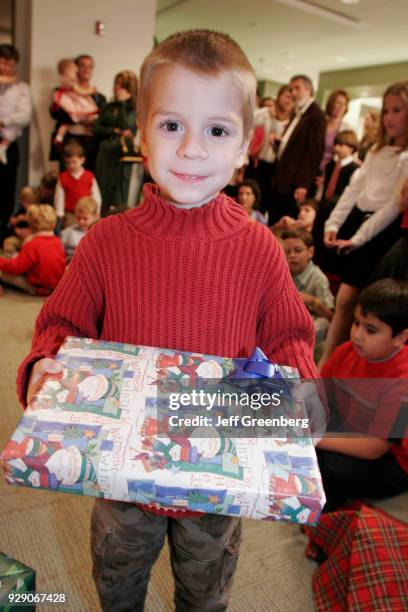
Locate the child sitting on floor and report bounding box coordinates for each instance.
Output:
[273,198,317,234]
[0,204,65,295]
[237,179,268,225]
[61,196,99,261]
[54,141,101,228]
[3,186,37,252]
[317,279,408,512]
[282,228,334,342]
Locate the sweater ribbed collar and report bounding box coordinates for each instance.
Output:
[127,183,250,240]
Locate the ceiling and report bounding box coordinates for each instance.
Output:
[156,0,408,85]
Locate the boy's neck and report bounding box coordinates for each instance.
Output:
[162,193,219,209]
[34,230,54,237]
[366,346,403,363]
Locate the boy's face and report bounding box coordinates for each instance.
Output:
[283,238,313,276]
[238,186,256,213]
[334,143,353,160]
[65,155,85,174]
[76,211,97,230]
[351,304,405,360]
[140,65,248,206]
[298,205,316,228]
[64,62,78,81]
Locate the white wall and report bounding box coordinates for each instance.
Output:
[29,0,156,183]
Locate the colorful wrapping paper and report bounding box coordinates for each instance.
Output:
[1,337,325,524]
[0,552,36,611]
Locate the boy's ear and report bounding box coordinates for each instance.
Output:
[234,137,250,170]
[394,328,408,347]
[308,246,315,258]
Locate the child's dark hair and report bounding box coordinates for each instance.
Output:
[237,179,261,209]
[280,228,314,248]
[0,44,19,62]
[63,141,85,159]
[299,198,318,211]
[334,129,359,152]
[358,279,408,336]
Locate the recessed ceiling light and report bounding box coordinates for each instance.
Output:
[341,0,360,4]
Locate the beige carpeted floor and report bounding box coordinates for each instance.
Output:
[1,288,407,612]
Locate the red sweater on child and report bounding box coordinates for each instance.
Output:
[59,169,94,213]
[321,340,408,473]
[17,184,318,517]
[0,235,66,295]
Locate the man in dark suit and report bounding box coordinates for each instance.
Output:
[268,74,326,225]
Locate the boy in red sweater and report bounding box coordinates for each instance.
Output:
[54,141,101,228]
[19,30,318,610]
[317,279,408,512]
[0,204,65,295]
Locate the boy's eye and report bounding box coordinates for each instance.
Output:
[160,121,182,132]
[209,126,227,137]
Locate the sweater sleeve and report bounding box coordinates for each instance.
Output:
[256,241,318,379]
[0,244,36,275]
[16,233,104,407]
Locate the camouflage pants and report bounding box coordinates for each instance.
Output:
[91,500,242,612]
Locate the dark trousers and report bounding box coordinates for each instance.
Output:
[317,448,408,513]
[267,190,298,226]
[0,140,19,242]
[91,500,241,612]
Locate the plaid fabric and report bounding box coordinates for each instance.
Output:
[304,502,408,611]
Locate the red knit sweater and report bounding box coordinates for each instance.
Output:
[17,184,317,516]
[0,235,66,295]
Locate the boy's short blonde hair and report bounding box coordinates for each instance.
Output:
[57,58,75,75]
[27,205,57,232]
[20,186,37,203]
[75,197,98,216]
[138,29,257,139]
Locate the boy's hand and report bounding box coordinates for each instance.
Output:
[291,381,327,446]
[27,358,63,406]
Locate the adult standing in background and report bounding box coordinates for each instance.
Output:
[268,74,325,224]
[49,53,106,170]
[93,70,138,215]
[0,44,31,243]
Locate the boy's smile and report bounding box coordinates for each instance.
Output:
[140,65,248,206]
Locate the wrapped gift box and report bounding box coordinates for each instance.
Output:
[1,337,325,524]
[0,552,35,611]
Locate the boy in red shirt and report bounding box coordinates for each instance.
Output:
[54,141,101,228]
[19,30,318,610]
[317,279,408,512]
[0,204,65,295]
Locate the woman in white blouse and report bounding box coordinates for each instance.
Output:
[318,81,408,368]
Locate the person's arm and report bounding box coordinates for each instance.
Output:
[324,162,367,233]
[2,82,31,129]
[348,175,408,249]
[0,243,35,276]
[93,106,118,140]
[91,178,102,214]
[300,293,333,322]
[17,230,104,407]
[295,109,326,196]
[72,82,96,96]
[54,179,65,221]
[317,435,392,460]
